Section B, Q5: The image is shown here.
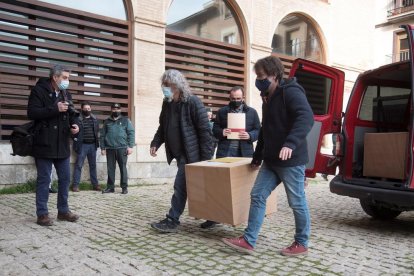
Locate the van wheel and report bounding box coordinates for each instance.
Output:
[359,199,401,220]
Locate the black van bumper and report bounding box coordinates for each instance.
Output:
[330,175,414,209]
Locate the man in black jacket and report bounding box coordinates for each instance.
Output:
[222,56,314,256]
[201,86,260,229]
[72,102,101,192]
[213,86,260,158]
[28,64,80,226]
[150,69,213,233]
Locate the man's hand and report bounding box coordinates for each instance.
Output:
[238,131,250,140]
[150,147,157,157]
[223,128,231,136]
[279,147,293,160]
[101,149,106,156]
[58,101,68,112]
[250,158,262,170]
[126,148,133,155]
[70,124,79,135]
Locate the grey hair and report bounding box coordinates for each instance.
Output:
[49,64,71,78]
[161,69,192,102]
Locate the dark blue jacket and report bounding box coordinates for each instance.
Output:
[72,114,99,154]
[254,78,314,167]
[151,95,213,164]
[213,104,261,158]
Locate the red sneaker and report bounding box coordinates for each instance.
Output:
[222,236,254,254]
[280,241,308,256]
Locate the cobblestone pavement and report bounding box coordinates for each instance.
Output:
[1,178,414,276]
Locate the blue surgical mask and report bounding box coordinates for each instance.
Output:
[255,78,271,95]
[58,80,69,90]
[162,86,173,101]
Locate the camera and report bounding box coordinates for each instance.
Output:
[63,101,80,117]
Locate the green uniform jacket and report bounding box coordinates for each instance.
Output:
[100,116,135,149]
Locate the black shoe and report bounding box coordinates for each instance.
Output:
[200,220,218,229]
[48,187,57,193]
[150,218,179,233]
[321,174,328,181]
[121,188,128,194]
[102,188,115,194]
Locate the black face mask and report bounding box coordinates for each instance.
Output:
[112,111,121,118]
[82,110,91,117]
[255,78,272,96]
[229,100,243,109]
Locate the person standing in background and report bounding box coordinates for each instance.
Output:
[72,101,101,192]
[100,103,135,195]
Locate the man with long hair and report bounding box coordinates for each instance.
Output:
[150,69,213,232]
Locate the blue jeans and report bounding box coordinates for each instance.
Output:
[72,143,98,187]
[244,162,310,247]
[35,157,71,216]
[167,156,187,223]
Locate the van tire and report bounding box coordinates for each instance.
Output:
[359,199,401,220]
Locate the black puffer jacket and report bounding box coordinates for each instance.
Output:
[151,95,213,164]
[72,113,99,154]
[27,77,77,159]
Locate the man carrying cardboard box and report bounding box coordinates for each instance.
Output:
[200,86,260,229]
[150,69,213,233]
[222,56,314,256]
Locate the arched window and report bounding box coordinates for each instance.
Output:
[0,0,130,140]
[271,14,324,77]
[166,0,245,111]
[167,0,242,46]
[38,0,127,20]
[272,14,323,62]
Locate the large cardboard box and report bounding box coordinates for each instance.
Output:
[363,132,408,179]
[185,157,277,226]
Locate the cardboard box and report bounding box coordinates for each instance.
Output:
[363,132,408,179]
[185,157,277,226]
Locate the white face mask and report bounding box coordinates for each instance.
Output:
[58,80,69,90]
[162,86,173,101]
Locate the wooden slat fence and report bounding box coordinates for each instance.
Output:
[0,0,130,139]
[165,30,245,112]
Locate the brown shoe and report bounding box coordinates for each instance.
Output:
[72,186,80,192]
[57,211,79,222]
[37,214,53,226]
[93,185,102,191]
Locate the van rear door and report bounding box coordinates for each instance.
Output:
[289,59,345,177]
[402,24,414,189]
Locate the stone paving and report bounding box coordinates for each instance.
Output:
[1,178,414,275]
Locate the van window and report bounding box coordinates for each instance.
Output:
[359,86,411,123]
[294,70,332,115]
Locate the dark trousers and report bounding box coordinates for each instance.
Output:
[35,157,70,216]
[72,143,98,187]
[216,143,242,159]
[167,156,187,223]
[106,148,128,189]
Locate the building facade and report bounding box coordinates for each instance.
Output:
[0,0,393,186]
